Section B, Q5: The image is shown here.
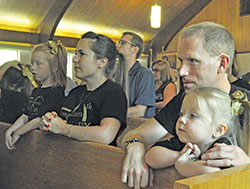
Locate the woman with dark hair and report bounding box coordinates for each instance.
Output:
[152,59,176,113]
[0,66,33,123]
[41,32,128,146]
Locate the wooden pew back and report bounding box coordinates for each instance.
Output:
[0,123,182,188]
[1,121,249,189]
[175,163,250,188]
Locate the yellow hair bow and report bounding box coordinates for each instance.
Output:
[48,40,61,55]
[231,90,249,116]
[18,63,38,88]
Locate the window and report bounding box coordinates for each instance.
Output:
[67,52,74,79]
[0,49,20,66]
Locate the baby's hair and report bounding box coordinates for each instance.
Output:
[0,67,33,98]
[231,90,250,155]
[186,87,238,153]
[32,41,67,88]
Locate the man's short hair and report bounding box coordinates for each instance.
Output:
[123,32,144,59]
[180,22,235,72]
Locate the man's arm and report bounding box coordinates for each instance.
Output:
[201,143,250,167]
[175,143,220,177]
[127,105,147,118]
[121,118,168,188]
[175,160,221,177]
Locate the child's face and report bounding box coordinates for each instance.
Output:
[176,94,214,148]
[31,50,53,86]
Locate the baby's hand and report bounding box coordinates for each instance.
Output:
[192,144,201,158]
[177,143,201,163]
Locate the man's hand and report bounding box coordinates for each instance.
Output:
[201,143,250,167]
[121,142,150,189]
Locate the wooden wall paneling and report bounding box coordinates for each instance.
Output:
[0,29,39,44]
[150,0,212,58]
[237,53,250,73]
[56,0,193,42]
[0,0,54,29]
[166,0,250,53]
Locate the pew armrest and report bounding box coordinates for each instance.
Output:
[174,163,250,188]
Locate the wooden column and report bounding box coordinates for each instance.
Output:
[38,0,73,43]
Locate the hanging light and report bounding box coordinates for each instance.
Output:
[151,3,161,28]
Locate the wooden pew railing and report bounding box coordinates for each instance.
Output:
[0,121,249,188]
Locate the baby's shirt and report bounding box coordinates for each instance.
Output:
[154,137,232,159]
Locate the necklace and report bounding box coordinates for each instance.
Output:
[72,89,93,113]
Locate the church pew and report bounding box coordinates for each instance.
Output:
[175,163,250,188]
[1,122,249,188]
[0,123,182,188]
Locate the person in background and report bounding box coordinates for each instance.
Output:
[241,72,250,83]
[152,59,176,113]
[116,32,155,118]
[146,87,249,177]
[5,41,67,149]
[228,51,250,90]
[0,60,20,81]
[170,68,180,93]
[120,22,250,188]
[0,66,33,123]
[41,31,128,147]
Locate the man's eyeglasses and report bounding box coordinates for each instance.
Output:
[117,40,136,47]
[152,68,160,72]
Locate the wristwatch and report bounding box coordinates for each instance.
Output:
[124,138,142,148]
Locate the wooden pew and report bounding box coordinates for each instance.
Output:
[0,123,182,188]
[175,163,250,188]
[1,122,249,188]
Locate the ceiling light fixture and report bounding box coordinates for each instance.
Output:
[151,3,161,28]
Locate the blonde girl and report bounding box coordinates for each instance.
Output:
[5,41,67,149]
[145,87,250,177]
